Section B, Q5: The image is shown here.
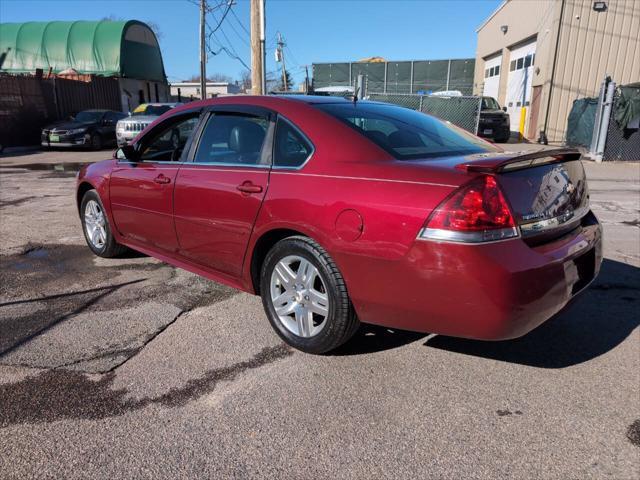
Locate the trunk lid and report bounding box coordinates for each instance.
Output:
[458,149,589,241]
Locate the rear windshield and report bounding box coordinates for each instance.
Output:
[481,97,501,110]
[316,102,499,160]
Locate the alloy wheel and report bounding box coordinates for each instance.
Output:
[270,255,330,338]
[84,199,107,250]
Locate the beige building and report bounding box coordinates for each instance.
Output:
[474,0,640,143]
[169,81,242,101]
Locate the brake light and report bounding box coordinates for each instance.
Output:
[418,175,518,243]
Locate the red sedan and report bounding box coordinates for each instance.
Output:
[76,96,602,353]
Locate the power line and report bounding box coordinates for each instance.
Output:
[230,8,250,36]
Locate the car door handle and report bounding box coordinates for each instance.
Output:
[236,182,263,194]
[154,174,171,184]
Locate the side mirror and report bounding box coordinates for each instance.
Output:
[116,144,140,161]
[502,106,507,112]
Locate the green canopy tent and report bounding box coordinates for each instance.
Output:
[0,20,166,82]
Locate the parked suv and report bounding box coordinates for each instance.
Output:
[116,103,181,147]
[41,110,127,150]
[477,97,511,143]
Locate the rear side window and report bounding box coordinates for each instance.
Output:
[195,113,269,165]
[316,102,499,160]
[273,118,313,168]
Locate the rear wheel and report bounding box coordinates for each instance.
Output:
[260,236,359,354]
[80,190,128,258]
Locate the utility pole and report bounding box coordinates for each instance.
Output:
[199,0,207,99]
[250,0,264,95]
[259,0,266,94]
[277,32,288,91]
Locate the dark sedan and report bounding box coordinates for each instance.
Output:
[42,110,127,150]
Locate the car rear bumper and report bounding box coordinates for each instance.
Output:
[344,212,603,340]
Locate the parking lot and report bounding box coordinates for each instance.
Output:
[0,147,638,478]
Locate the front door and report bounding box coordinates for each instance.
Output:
[173,108,273,276]
[506,40,537,132]
[109,112,200,252]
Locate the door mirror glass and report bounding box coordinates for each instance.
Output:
[503,106,507,112]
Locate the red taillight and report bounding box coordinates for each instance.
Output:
[420,175,518,243]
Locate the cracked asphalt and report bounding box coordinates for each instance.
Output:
[0,148,638,479]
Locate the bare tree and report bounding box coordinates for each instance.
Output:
[100,16,163,42]
[240,70,252,92]
[186,73,234,83]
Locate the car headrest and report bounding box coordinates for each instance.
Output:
[388,130,424,148]
[229,121,265,154]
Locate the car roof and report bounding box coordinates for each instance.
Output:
[278,95,355,104]
[139,103,180,107]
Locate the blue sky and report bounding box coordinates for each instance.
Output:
[1,0,500,85]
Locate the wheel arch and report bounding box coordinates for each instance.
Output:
[249,228,322,295]
[76,181,95,214]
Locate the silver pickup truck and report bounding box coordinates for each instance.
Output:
[116,103,181,147]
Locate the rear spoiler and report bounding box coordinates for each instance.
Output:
[456,148,581,173]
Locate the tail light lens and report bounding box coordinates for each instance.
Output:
[418,175,518,243]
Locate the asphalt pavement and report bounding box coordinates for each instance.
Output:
[0,147,638,479]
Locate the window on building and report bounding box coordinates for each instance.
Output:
[524,55,532,68]
[516,58,524,70]
[510,60,516,71]
[494,65,500,76]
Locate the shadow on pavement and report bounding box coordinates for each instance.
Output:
[332,324,427,356]
[425,258,639,368]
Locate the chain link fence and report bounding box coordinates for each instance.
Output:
[367,92,481,134]
[603,86,640,161]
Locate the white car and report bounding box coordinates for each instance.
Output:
[116,103,181,147]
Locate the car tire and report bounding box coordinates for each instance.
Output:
[260,236,359,354]
[91,133,102,150]
[80,189,128,258]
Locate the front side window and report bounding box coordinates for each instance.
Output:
[194,113,269,165]
[316,102,500,160]
[273,118,313,168]
[139,114,200,162]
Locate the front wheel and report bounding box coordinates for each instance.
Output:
[80,190,128,258]
[260,236,359,354]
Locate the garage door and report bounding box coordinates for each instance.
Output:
[506,41,536,132]
[482,54,502,100]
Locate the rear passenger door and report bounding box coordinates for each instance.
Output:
[173,106,274,277]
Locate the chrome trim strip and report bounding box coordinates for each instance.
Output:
[519,204,590,237]
[418,227,519,244]
[270,171,457,188]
